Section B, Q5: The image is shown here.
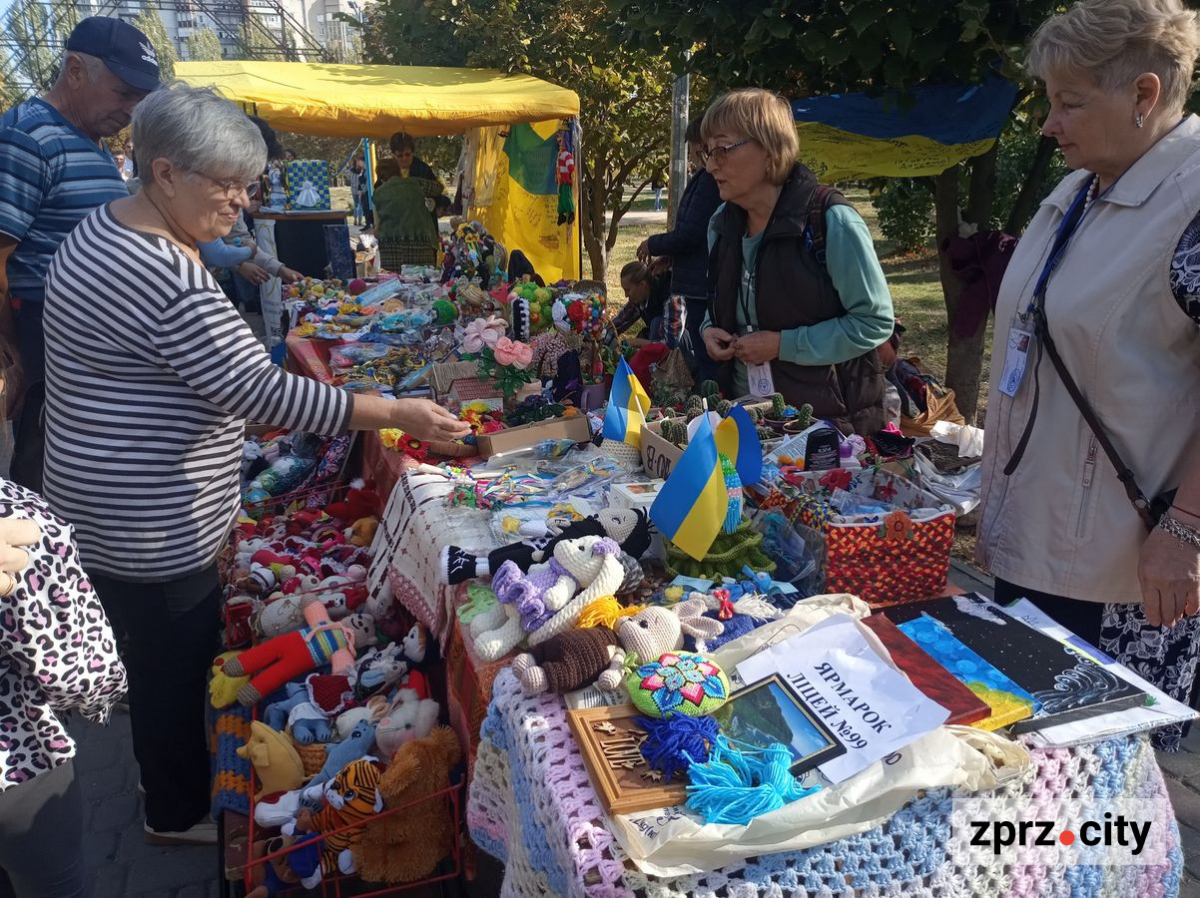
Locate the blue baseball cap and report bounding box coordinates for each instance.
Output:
[66,17,161,93]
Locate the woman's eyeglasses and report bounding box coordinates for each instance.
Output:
[700,139,752,166]
[191,171,260,199]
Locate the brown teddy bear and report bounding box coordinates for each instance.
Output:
[355,726,462,883]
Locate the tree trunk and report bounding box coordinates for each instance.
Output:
[936,145,998,426]
[582,171,609,281]
[1005,134,1056,235]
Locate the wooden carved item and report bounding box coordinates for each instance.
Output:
[566,704,688,815]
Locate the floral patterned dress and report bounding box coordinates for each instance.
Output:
[1097,218,1200,751]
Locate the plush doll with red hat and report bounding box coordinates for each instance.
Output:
[326,480,383,522]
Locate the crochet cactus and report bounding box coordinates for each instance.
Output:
[715,399,733,417]
[769,392,787,417]
[699,380,721,405]
[660,419,689,448]
[796,403,815,429]
[684,395,704,421]
[664,518,776,582]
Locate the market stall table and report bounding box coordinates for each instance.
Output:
[467,668,1184,897]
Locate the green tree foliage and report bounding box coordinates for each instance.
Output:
[612,0,1065,421]
[2,0,81,97]
[132,8,176,80]
[873,180,935,254]
[362,0,671,281]
[185,27,225,63]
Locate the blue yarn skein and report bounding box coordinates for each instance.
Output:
[637,715,720,783]
[686,736,821,825]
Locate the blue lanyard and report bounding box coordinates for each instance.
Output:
[1026,177,1096,320]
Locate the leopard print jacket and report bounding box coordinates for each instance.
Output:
[0,478,126,791]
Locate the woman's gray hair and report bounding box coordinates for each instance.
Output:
[131,82,266,186]
[1027,0,1200,113]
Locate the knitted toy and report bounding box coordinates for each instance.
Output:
[264,673,358,745]
[237,721,305,799]
[440,507,650,585]
[326,480,383,522]
[665,517,778,582]
[309,720,377,786]
[511,598,722,696]
[374,688,440,761]
[221,597,359,706]
[245,832,323,898]
[627,651,731,718]
[209,651,250,709]
[285,758,385,888]
[484,535,624,653]
[355,727,462,884]
[555,131,576,226]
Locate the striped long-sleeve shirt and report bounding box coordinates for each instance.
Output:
[42,204,354,581]
[0,98,128,303]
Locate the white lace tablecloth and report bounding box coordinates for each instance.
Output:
[468,669,1185,898]
[366,468,496,646]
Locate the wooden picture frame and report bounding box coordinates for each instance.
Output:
[566,704,689,815]
[713,675,845,777]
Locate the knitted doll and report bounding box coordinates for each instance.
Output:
[440,507,650,586]
[472,534,626,658]
[220,597,359,706]
[556,131,576,226]
[511,598,721,695]
[285,758,384,888]
[490,535,623,641]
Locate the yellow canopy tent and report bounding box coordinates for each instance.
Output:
[175,60,581,280]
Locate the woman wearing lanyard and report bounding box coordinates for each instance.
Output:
[977,0,1200,750]
[698,89,894,435]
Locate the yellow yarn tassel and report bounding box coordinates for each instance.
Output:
[576,595,644,630]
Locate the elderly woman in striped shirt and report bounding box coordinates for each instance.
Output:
[40,84,468,846]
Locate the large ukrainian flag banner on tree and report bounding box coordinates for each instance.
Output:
[469,121,580,283]
[792,78,1019,182]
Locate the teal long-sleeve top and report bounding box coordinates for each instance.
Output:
[702,203,894,396]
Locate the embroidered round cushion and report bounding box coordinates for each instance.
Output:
[627,651,730,718]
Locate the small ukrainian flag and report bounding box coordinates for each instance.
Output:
[715,405,762,487]
[602,356,651,450]
[650,413,728,561]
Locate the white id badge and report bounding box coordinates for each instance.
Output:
[998,326,1034,397]
[747,362,775,397]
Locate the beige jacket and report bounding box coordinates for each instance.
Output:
[977,115,1200,603]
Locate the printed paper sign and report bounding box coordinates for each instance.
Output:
[737,613,949,783]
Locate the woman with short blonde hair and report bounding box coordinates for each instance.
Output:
[977,0,1200,750]
[699,87,894,434]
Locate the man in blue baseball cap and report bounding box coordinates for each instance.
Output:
[0,16,160,494]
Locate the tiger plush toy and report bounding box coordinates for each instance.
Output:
[285,757,384,888]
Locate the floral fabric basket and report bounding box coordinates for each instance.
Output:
[777,467,956,606]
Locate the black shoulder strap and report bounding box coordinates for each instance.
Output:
[1006,313,1158,531]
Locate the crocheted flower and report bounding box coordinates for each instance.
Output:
[637,652,728,715]
[567,301,587,323]
[882,509,912,542]
[494,337,533,369]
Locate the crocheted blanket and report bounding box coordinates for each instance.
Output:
[366,469,495,645]
[468,669,1184,897]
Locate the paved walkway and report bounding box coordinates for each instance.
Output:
[70,712,219,898]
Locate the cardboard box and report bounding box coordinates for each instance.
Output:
[639,418,685,481]
[475,414,591,458]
